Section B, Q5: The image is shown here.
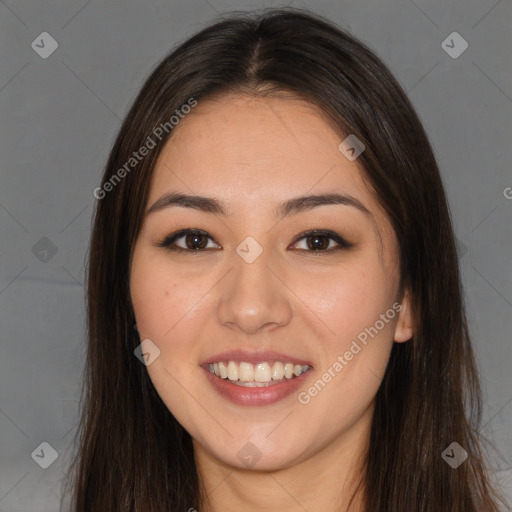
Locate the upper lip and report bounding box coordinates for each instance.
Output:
[200,350,313,367]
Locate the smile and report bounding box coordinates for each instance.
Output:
[208,361,311,387]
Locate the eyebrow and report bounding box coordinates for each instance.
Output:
[145,192,372,218]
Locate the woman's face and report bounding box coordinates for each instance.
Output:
[130,93,413,471]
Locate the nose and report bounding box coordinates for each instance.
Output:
[216,248,293,335]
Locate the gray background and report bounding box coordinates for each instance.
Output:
[0,0,511,510]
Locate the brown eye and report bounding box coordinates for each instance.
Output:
[184,233,208,250]
[156,229,221,252]
[290,229,353,253]
[305,234,330,251]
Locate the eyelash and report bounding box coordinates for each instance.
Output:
[155,228,353,254]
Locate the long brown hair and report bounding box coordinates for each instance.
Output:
[64,7,509,511]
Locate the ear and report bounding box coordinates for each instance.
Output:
[394,289,414,343]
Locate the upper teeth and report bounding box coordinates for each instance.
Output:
[208,361,310,384]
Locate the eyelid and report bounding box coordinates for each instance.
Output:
[155,228,221,251]
[288,229,353,251]
[156,228,353,253]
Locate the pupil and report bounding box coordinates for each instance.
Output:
[308,236,328,250]
[187,234,206,250]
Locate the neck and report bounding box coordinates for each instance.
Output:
[194,403,372,512]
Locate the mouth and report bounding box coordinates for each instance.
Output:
[206,360,311,387]
[200,351,313,406]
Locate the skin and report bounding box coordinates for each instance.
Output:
[130,93,414,512]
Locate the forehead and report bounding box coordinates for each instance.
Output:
[149,94,375,211]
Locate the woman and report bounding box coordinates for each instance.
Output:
[66,7,509,511]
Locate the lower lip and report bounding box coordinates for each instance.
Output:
[202,367,311,406]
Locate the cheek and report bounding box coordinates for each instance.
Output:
[130,253,209,425]
[294,259,396,343]
[129,250,216,390]
[292,257,398,404]
[130,253,201,340]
